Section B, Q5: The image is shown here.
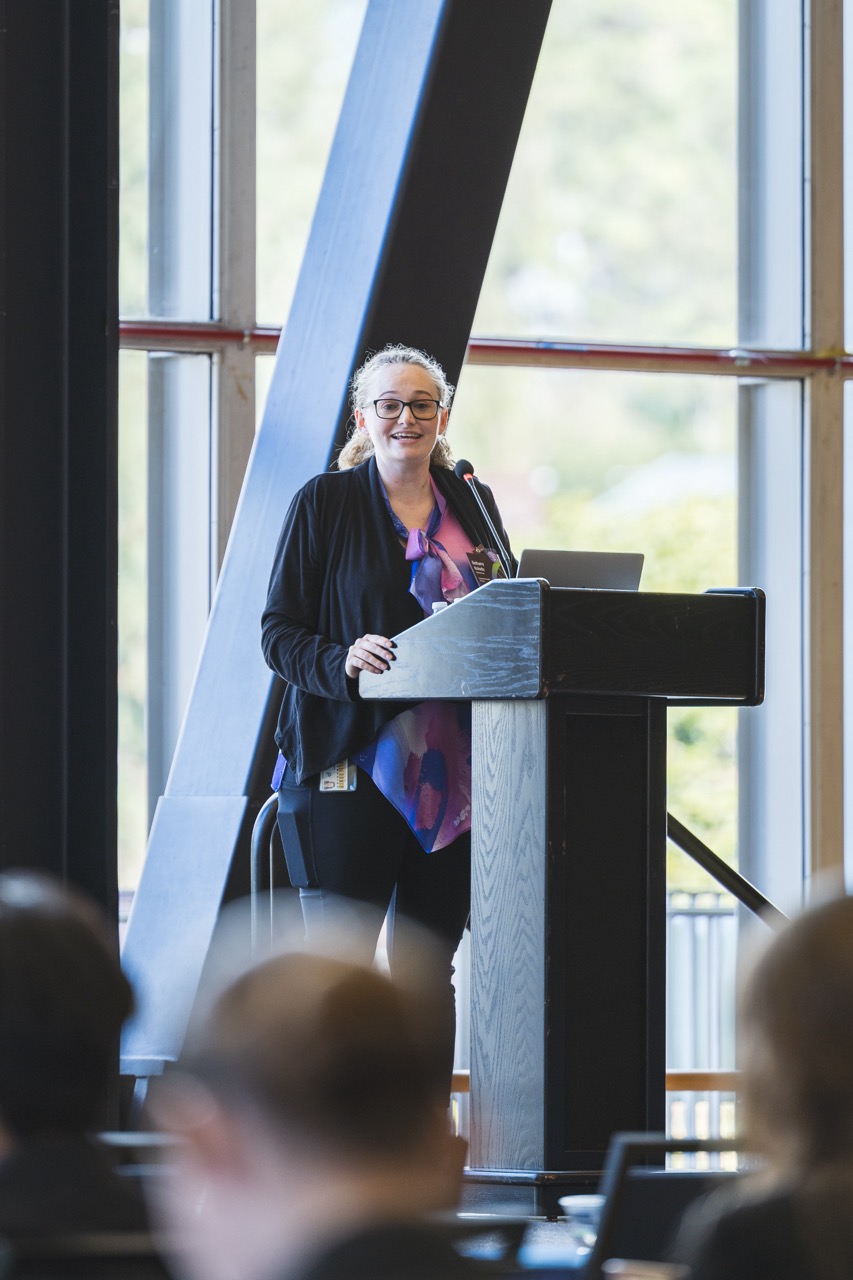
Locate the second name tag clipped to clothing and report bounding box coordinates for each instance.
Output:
[319,760,358,792]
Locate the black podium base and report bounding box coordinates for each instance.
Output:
[462,1167,602,1219]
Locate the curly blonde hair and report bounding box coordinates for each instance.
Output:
[337,344,456,471]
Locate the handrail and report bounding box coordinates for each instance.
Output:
[667,813,788,930]
[250,793,280,955]
[450,1069,742,1094]
[666,1069,740,1092]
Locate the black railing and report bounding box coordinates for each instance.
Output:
[666,813,788,930]
[250,793,281,954]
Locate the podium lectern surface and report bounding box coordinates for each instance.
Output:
[361,578,763,705]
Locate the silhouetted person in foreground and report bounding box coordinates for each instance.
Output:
[0,871,146,1237]
[149,946,481,1280]
[674,893,853,1280]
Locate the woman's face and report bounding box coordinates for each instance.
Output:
[354,363,448,474]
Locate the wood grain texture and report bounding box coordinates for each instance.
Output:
[362,583,765,705]
[470,699,547,1169]
[361,579,544,701]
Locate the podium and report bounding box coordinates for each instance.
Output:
[360,578,764,1179]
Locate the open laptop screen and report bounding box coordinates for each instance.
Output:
[516,548,644,590]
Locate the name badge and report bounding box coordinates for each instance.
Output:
[319,760,358,792]
[467,548,506,586]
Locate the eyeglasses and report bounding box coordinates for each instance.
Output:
[370,397,443,421]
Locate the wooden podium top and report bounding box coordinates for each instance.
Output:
[359,578,764,706]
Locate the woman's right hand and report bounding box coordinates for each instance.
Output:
[345,634,397,679]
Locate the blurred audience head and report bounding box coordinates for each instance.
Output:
[182,947,449,1159]
[0,871,133,1140]
[150,942,461,1280]
[740,893,853,1172]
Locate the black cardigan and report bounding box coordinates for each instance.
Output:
[261,456,512,782]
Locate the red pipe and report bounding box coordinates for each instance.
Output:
[118,321,847,377]
[466,337,838,376]
[119,320,280,353]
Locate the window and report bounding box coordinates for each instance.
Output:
[117,0,364,888]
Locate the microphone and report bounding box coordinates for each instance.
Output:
[454,458,514,579]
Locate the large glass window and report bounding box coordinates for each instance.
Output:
[148,0,215,322]
[117,0,369,889]
[119,0,217,888]
[118,0,821,955]
[118,351,148,888]
[453,364,739,889]
[474,0,738,347]
[256,0,367,324]
[119,0,149,318]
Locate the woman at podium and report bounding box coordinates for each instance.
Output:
[261,343,512,1071]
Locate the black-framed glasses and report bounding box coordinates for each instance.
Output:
[370,397,443,421]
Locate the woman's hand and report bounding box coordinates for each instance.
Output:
[345,634,397,679]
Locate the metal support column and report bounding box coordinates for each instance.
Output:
[806,0,845,882]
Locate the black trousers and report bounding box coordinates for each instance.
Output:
[277,764,471,1076]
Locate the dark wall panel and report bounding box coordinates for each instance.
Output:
[0,1,119,913]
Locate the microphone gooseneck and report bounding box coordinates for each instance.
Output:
[453,459,513,579]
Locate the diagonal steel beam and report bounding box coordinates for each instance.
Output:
[122,0,551,1072]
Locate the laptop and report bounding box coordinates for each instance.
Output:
[516,548,644,590]
[584,1132,744,1276]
